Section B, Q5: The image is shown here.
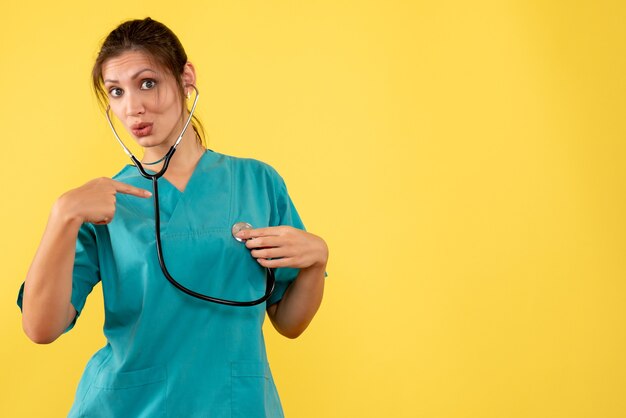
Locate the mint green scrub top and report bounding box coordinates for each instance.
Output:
[17,150,306,417]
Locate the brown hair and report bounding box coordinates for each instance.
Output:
[92,17,205,146]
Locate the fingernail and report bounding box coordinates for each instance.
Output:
[145,191,152,196]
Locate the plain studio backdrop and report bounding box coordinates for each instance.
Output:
[1,1,625,417]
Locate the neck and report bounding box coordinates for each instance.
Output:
[141,125,205,174]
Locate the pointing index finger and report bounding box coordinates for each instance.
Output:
[111,180,152,198]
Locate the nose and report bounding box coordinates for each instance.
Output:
[124,91,145,116]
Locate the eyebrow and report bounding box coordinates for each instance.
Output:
[103,68,157,84]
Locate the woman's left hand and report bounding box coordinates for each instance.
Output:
[236,226,328,270]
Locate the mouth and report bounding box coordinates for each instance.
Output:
[131,122,153,137]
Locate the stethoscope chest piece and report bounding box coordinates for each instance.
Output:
[232,222,253,242]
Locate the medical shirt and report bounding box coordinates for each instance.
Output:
[17,149,306,417]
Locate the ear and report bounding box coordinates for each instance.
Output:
[182,61,197,93]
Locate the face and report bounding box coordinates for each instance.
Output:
[102,50,192,148]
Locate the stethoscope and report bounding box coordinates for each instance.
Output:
[104,84,275,306]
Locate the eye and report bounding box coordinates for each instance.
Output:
[141,79,157,89]
[109,87,123,98]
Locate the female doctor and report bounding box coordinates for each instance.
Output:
[17,17,328,417]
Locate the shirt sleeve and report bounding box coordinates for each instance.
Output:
[265,169,327,306]
[16,222,102,334]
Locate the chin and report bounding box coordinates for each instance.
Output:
[135,136,169,148]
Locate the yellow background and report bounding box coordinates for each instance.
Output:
[1,1,625,417]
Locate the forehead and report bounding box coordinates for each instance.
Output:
[102,50,169,82]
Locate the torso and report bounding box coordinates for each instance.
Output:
[65,150,298,417]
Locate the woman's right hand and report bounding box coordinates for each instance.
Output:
[54,177,152,225]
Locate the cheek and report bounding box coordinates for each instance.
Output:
[164,96,183,116]
[108,103,126,123]
[157,101,184,125]
[150,88,181,112]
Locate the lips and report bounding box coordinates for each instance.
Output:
[131,122,153,137]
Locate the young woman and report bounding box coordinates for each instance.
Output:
[17,17,328,417]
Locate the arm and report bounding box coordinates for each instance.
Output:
[236,226,328,338]
[21,178,152,344]
[21,200,83,344]
[266,262,325,338]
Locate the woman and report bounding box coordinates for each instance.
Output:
[17,17,328,417]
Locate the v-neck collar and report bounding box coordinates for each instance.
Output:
[116,149,226,236]
[138,149,210,195]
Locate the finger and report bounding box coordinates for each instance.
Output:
[92,216,111,225]
[244,236,282,249]
[111,180,153,198]
[236,226,281,240]
[256,257,293,268]
[250,247,287,259]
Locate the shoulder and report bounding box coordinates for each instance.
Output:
[220,151,286,187]
[227,153,281,177]
[213,152,294,208]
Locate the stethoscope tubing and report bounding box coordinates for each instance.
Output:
[150,172,276,306]
[104,84,276,306]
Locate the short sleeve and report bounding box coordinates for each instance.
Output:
[16,222,101,334]
[265,170,327,306]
